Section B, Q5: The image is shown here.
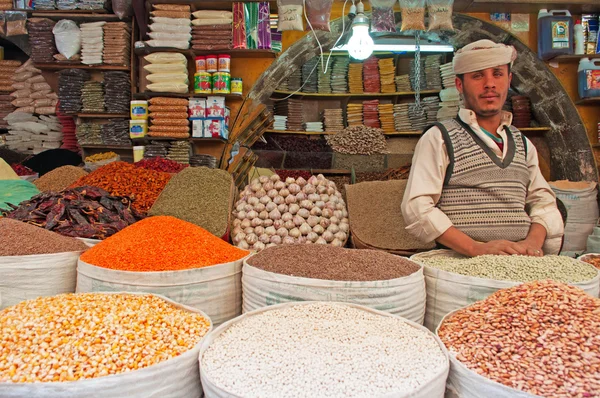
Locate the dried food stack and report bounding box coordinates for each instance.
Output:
[57,111,78,152]
[346,103,363,127]
[378,58,396,93]
[323,109,343,133]
[76,0,105,10]
[11,60,58,116]
[76,122,102,145]
[362,56,380,93]
[274,99,303,131]
[330,57,349,93]
[190,154,217,168]
[80,21,105,66]
[56,0,76,9]
[437,61,460,120]
[362,99,380,128]
[191,9,232,50]
[101,119,130,146]
[33,0,56,10]
[317,58,332,94]
[395,74,411,92]
[0,60,19,94]
[409,58,427,91]
[510,95,532,128]
[408,103,428,131]
[58,69,89,114]
[103,22,131,66]
[348,62,363,94]
[424,55,442,90]
[143,141,170,159]
[144,52,188,94]
[273,115,287,131]
[284,68,302,92]
[167,140,191,164]
[422,96,441,124]
[3,112,62,154]
[104,72,130,114]
[327,125,387,155]
[301,57,318,93]
[393,103,412,131]
[378,102,395,133]
[148,97,190,138]
[81,80,104,113]
[148,4,191,50]
[27,18,57,63]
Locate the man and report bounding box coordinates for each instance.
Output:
[401,39,564,257]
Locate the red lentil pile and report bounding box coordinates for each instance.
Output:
[11,164,35,176]
[438,280,600,397]
[80,216,249,272]
[70,161,171,213]
[134,157,188,173]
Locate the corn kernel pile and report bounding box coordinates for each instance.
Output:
[0,293,211,383]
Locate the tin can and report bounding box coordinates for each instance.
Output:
[195,56,206,73]
[129,120,147,138]
[218,54,231,72]
[194,72,212,94]
[206,54,218,73]
[212,72,231,94]
[231,78,243,95]
[130,100,148,120]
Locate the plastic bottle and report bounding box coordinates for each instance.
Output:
[538,9,574,60]
[574,19,585,55]
[578,58,600,99]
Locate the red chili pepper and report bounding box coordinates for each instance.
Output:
[11,164,35,176]
[134,157,188,173]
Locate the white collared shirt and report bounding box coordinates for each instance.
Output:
[401,108,564,254]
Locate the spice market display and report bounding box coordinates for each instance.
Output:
[0,0,600,397]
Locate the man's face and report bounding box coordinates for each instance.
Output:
[455,64,512,118]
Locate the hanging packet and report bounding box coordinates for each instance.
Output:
[6,12,27,36]
[277,0,303,31]
[305,0,334,32]
[370,0,397,32]
[426,0,454,31]
[399,0,426,31]
[53,20,81,60]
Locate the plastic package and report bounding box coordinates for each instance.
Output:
[11,98,33,107]
[149,23,191,33]
[151,118,189,126]
[6,11,27,36]
[149,111,189,119]
[144,52,187,64]
[370,0,397,32]
[151,10,190,18]
[148,105,188,112]
[32,82,51,91]
[26,75,45,84]
[152,4,190,11]
[304,0,333,31]
[52,20,81,60]
[35,106,56,115]
[399,0,426,31]
[12,71,33,82]
[148,97,188,106]
[277,0,303,31]
[11,89,31,98]
[146,73,189,83]
[151,17,191,26]
[148,32,192,41]
[30,90,51,99]
[144,63,188,74]
[149,125,189,133]
[146,40,190,50]
[112,0,132,20]
[427,0,454,31]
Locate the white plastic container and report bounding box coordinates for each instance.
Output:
[574,19,585,55]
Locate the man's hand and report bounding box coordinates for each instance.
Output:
[513,240,544,257]
[470,240,537,256]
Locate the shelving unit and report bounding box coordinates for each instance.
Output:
[576,98,600,105]
[548,54,600,63]
[134,47,277,58]
[34,63,130,71]
[80,144,132,149]
[76,113,130,118]
[272,90,441,98]
[264,127,550,137]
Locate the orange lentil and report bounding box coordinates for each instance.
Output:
[69,161,171,213]
[80,216,250,271]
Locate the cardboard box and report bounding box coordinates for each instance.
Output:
[188,98,207,119]
[206,96,225,118]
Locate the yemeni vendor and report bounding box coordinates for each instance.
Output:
[401,39,564,257]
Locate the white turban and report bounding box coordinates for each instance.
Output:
[452,39,517,75]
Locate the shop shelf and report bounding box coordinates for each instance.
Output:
[80,144,132,149]
[576,97,600,105]
[75,113,130,118]
[135,46,277,58]
[547,54,600,63]
[34,63,129,71]
[271,89,441,98]
[265,129,424,136]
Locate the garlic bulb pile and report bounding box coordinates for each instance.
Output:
[231,174,349,251]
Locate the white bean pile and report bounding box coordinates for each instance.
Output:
[201,303,447,397]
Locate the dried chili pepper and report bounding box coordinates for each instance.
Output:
[11,163,35,176]
[80,216,249,271]
[69,161,171,213]
[134,157,188,173]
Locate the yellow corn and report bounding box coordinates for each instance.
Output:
[0,293,210,383]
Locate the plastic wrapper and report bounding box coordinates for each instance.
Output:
[35,106,56,115]
[149,23,191,33]
[30,90,52,99]
[32,82,51,92]
[13,106,34,113]
[151,17,191,26]
[426,0,453,31]
[277,0,303,31]
[257,2,271,49]
[144,63,187,74]
[113,0,132,20]
[148,105,188,112]
[10,89,31,98]
[370,0,397,32]
[146,40,190,50]
[146,73,188,84]
[12,71,33,82]
[11,82,30,90]
[52,20,81,60]
[151,118,189,126]
[244,2,258,49]
[149,111,188,119]
[33,99,53,107]
[148,131,189,138]
[144,52,187,64]
[305,0,333,31]
[148,97,188,106]
[11,98,33,107]
[149,125,189,133]
[399,0,426,31]
[192,44,232,50]
[27,75,46,84]
[6,12,27,36]
[148,32,191,41]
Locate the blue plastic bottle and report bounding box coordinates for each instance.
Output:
[538,9,574,60]
[578,58,600,99]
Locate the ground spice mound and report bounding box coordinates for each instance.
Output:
[0,218,87,256]
[34,166,88,192]
[70,161,171,213]
[80,216,249,271]
[438,280,600,397]
[247,245,420,281]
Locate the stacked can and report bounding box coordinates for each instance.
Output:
[129,100,148,139]
[193,54,241,95]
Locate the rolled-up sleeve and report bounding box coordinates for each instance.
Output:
[524,137,564,254]
[401,127,454,243]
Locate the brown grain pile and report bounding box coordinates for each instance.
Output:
[345,179,435,251]
[247,245,420,281]
[33,166,88,192]
[0,218,87,256]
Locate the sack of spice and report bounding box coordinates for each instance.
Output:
[77,216,250,325]
[0,179,40,211]
[0,218,87,309]
[149,167,234,238]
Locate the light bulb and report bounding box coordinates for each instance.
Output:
[347,24,374,60]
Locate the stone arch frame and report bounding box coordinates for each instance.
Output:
[237,13,596,182]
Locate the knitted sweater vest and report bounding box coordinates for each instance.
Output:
[435,118,531,243]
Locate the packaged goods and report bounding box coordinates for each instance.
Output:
[438,280,600,397]
[130,100,148,120]
[326,125,387,155]
[69,161,171,213]
[144,63,187,73]
[144,52,187,64]
[370,0,397,32]
[0,293,211,395]
[200,302,449,398]
[426,0,454,31]
[147,82,189,94]
[231,174,349,251]
[52,19,81,60]
[277,0,303,31]
[399,0,426,31]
